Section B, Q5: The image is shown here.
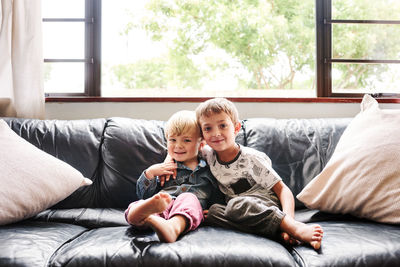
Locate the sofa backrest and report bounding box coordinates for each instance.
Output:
[242,118,351,208]
[4,117,351,209]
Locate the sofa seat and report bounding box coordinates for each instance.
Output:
[0,221,87,267]
[2,207,399,267]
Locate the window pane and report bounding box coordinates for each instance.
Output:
[42,0,84,18]
[44,63,84,93]
[101,0,315,97]
[43,22,84,59]
[332,24,400,60]
[332,63,400,94]
[332,0,400,20]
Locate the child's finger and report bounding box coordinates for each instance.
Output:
[159,176,165,186]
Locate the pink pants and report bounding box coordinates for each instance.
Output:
[125,192,204,232]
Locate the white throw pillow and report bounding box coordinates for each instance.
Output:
[0,120,92,225]
[297,95,400,224]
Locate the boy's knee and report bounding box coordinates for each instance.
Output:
[207,204,226,218]
[225,197,252,220]
[177,192,196,200]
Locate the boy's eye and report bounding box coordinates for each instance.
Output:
[203,126,211,132]
[220,124,227,129]
[169,138,176,142]
[184,139,191,143]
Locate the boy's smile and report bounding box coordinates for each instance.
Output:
[167,131,202,167]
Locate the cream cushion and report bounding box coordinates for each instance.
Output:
[297,94,400,224]
[0,119,92,225]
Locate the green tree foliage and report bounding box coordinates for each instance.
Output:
[112,0,400,92]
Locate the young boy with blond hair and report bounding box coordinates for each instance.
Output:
[125,110,221,243]
[195,98,323,250]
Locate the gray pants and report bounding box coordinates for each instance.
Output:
[205,186,285,238]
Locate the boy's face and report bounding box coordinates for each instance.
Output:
[167,129,202,163]
[199,111,241,153]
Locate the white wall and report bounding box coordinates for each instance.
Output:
[45,101,400,120]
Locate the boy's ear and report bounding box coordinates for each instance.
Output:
[198,139,205,151]
[234,122,241,134]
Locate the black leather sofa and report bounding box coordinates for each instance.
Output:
[1,117,399,267]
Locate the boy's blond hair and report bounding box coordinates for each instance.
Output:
[195,98,240,125]
[164,110,201,139]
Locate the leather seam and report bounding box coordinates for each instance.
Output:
[291,246,307,267]
[45,228,91,267]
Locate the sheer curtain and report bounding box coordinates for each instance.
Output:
[0,0,45,119]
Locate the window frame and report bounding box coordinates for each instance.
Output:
[44,0,400,100]
[43,0,101,97]
[316,0,400,98]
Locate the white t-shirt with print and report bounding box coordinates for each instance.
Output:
[202,144,282,198]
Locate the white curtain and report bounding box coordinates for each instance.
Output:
[0,0,45,119]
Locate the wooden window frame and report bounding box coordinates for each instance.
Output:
[43,0,101,97]
[316,0,400,98]
[44,0,400,102]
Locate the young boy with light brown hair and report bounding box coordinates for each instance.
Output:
[125,110,221,243]
[195,98,323,250]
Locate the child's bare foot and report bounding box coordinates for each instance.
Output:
[281,217,323,250]
[127,192,172,226]
[281,232,300,245]
[293,222,323,250]
[145,215,187,243]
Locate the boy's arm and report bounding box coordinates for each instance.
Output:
[272,181,295,218]
[136,161,177,198]
[136,171,158,199]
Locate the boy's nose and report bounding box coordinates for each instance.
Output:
[213,129,221,136]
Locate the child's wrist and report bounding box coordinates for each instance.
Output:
[144,169,155,179]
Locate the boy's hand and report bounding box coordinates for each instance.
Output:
[158,154,177,185]
[203,209,209,218]
[145,161,177,186]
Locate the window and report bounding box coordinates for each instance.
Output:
[317,0,400,97]
[42,0,100,96]
[43,0,400,98]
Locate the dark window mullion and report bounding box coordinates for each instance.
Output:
[85,0,101,97]
[42,18,88,22]
[327,19,400,25]
[328,59,400,64]
[316,0,331,97]
[44,59,88,63]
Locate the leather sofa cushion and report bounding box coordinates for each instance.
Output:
[50,226,298,267]
[291,221,400,266]
[0,221,87,266]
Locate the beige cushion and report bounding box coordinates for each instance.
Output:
[297,94,400,224]
[0,120,92,225]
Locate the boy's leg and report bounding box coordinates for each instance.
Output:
[205,203,244,231]
[205,195,284,238]
[145,192,203,243]
[224,195,285,238]
[167,192,204,231]
[125,192,172,226]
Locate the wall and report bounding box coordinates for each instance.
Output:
[45,101,400,120]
